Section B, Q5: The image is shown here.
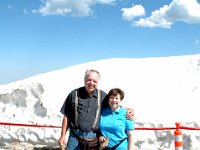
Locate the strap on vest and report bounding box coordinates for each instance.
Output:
[92,89,101,129]
[75,90,78,127]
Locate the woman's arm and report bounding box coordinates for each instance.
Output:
[127,130,134,150]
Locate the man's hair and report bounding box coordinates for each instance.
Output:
[108,88,125,100]
[84,69,101,81]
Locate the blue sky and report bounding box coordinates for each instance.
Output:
[1,0,200,85]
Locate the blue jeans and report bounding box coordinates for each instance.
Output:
[66,129,97,150]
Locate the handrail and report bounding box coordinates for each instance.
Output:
[1,121,200,130]
[1,121,200,149]
[0,121,61,128]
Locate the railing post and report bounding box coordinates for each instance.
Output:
[174,122,183,150]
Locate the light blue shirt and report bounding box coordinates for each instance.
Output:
[99,106,134,150]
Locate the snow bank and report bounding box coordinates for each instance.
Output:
[0,54,200,149]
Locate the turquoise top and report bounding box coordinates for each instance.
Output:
[99,106,134,150]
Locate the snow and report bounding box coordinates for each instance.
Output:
[0,54,200,149]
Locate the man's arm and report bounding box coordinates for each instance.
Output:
[58,115,69,146]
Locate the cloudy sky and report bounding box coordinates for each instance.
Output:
[0,0,200,84]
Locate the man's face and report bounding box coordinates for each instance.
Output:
[85,72,100,95]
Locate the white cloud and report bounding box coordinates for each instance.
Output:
[195,38,200,48]
[33,0,115,17]
[7,5,17,10]
[96,0,115,4]
[165,0,200,24]
[123,0,200,28]
[23,9,29,15]
[133,5,173,28]
[121,4,145,22]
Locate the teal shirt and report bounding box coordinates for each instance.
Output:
[99,106,134,150]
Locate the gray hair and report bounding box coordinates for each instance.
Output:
[84,69,101,81]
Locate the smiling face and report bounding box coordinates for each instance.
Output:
[107,88,124,111]
[109,93,122,111]
[84,70,100,95]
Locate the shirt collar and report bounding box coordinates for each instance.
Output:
[83,87,98,98]
[105,106,122,114]
[93,89,98,98]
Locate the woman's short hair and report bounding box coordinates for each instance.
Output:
[108,88,124,100]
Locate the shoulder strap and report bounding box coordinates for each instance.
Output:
[75,90,78,127]
[92,89,101,129]
[74,89,101,129]
[111,137,127,150]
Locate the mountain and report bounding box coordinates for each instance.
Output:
[0,54,200,149]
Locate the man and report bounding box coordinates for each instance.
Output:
[58,69,133,150]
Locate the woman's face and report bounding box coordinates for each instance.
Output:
[109,93,121,111]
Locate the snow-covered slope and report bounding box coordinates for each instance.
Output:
[0,54,200,149]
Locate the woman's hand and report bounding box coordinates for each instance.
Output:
[99,136,107,143]
[99,136,109,149]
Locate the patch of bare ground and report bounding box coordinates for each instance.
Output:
[0,142,65,150]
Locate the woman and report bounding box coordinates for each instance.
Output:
[99,88,134,150]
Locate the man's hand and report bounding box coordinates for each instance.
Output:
[126,108,134,120]
[58,116,68,147]
[58,135,66,147]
